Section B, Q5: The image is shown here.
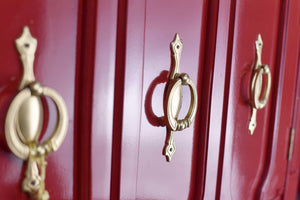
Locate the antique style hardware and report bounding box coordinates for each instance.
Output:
[163,34,198,161]
[248,34,271,135]
[5,26,68,200]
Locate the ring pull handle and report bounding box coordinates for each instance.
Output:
[248,34,271,135]
[5,26,68,200]
[163,34,198,161]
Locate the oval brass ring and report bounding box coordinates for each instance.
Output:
[5,83,68,160]
[252,65,271,110]
[166,73,198,131]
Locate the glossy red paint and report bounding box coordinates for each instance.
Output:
[118,0,206,199]
[91,0,118,199]
[261,0,300,198]
[216,0,300,199]
[283,0,300,199]
[206,0,236,198]
[218,0,288,199]
[1,0,300,200]
[117,1,146,199]
[74,0,98,199]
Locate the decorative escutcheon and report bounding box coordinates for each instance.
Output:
[5,26,68,200]
[248,34,271,135]
[163,34,198,161]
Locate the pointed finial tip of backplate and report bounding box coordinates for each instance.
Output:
[249,127,254,135]
[173,33,182,45]
[248,120,256,135]
[22,26,34,40]
[257,34,262,41]
[16,26,33,42]
[256,34,263,46]
[23,26,30,34]
[170,33,183,79]
[171,33,183,51]
[255,33,263,52]
[15,26,37,56]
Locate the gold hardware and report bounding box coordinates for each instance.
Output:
[248,34,271,135]
[5,26,68,200]
[288,128,295,160]
[163,34,198,161]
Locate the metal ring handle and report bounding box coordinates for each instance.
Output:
[166,73,198,131]
[5,83,68,160]
[252,65,271,109]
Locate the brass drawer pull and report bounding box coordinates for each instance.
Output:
[5,26,68,200]
[165,73,197,131]
[248,34,271,135]
[163,34,198,161]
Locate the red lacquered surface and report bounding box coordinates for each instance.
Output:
[283,0,300,199]
[261,0,300,198]
[91,0,118,199]
[217,0,290,199]
[0,1,78,199]
[204,0,234,198]
[118,0,206,199]
[74,0,98,199]
[1,1,300,200]
[111,0,300,199]
[112,1,147,199]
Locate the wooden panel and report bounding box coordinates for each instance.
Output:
[118,0,146,199]
[283,0,300,199]
[0,1,78,199]
[217,0,295,199]
[74,0,97,199]
[91,0,118,199]
[1,1,299,199]
[204,0,235,198]
[118,0,208,199]
[259,0,300,198]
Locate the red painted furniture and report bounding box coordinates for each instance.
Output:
[0,0,299,199]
